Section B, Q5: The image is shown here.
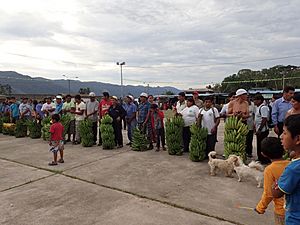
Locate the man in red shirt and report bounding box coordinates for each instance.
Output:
[48,114,64,166]
[98,92,112,146]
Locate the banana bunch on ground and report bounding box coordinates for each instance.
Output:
[27,120,42,139]
[166,116,184,155]
[79,119,95,147]
[2,123,16,136]
[0,116,10,133]
[224,116,248,160]
[131,128,149,151]
[41,117,51,141]
[100,115,115,149]
[15,118,28,138]
[189,124,208,162]
[60,114,72,138]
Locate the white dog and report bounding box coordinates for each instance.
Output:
[208,151,241,177]
[233,160,264,188]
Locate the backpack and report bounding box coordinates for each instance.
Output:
[258,104,274,129]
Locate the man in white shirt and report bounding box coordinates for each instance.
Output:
[199,96,220,158]
[85,92,99,145]
[72,94,86,144]
[41,97,55,118]
[254,94,270,164]
[175,92,187,114]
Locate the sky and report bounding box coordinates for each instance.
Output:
[0,0,300,89]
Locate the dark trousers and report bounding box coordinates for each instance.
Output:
[246,130,254,156]
[182,126,191,152]
[256,130,270,164]
[98,121,102,145]
[277,122,284,137]
[112,120,123,146]
[156,128,165,148]
[92,121,97,143]
[206,134,217,156]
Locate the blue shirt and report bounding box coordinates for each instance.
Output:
[272,97,292,125]
[35,103,44,118]
[10,103,19,118]
[124,103,137,119]
[278,159,300,223]
[55,102,63,114]
[137,101,150,123]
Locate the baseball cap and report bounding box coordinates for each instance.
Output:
[193,91,199,95]
[56,95,62,99]
[140,92,148,98]
[89,92,96,97]
[235,89,248,97]
[127,95,134,100]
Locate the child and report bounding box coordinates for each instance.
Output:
[255,137,289,225]
[48,114,64,166]
[150,104,166,151]
[272,114,300,225]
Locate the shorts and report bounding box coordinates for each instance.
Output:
[49,140,64,153]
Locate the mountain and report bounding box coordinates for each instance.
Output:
[0,71,180,97]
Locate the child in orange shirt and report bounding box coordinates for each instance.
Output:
[255,137,289,225]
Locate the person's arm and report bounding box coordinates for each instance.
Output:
[211,108,220,134]
[272,101,279,134]
[273,166,298,199]
[227,102,234,116]
[257,106,268,134]
[128,105,137,123]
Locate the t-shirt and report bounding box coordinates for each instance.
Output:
[99,99,112,117]
[35,103,44,118]
[278,158,300,214]
[75,102,86,121]
[62,101,75,120]
[19,103,32,117]
[176,100,187,114]
[200,107,220,135]
[41,103,55,116]
[124,103,137,120]
[255,104,269,132]
[86,100,99,122]
[180,105,199,127]
[54,102,63,114]
[10,103,19,118]
[49,122,64,141]
[137,102,151,123]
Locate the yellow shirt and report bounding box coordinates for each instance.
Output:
[256,160,290,216]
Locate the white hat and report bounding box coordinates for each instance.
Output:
[56,95,62,99]
[235,89,248,96]
[127,95,134,100]
[111,96,118,100]
[140,92,148,98]
[89,92,96,97]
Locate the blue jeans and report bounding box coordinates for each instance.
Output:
[127,119,137,142]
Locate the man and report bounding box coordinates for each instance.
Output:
[199,96,220,157]
[272,86,295,137]
[72,95,86,144]
[62,95,76,142]
[19,97,32,119]
[175,92,187,114]
[246,96,255,158]
[137,92,152,149]
[41,97,55,118]
[193,91,203,109]
[54,95,63,115]
[9,97,19,123]
[148,95,156,105]
[227,89,249,122]
[220,92,236,119]
[98,92,112,146]
[253,94,270,164]
[124,95,137,145]
[86,92,99,145]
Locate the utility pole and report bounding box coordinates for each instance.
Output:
[116,62,125,98]
[62,75,78,94]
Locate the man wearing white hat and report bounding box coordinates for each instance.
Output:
[54,95,63,115]
[227,88,249,122]
[85,92,99,145]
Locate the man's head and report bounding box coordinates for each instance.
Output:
[204,96,214,108]
[127,95,134,103]
[150,103,158,112]
[186,97,195,107]
[111,96,118,105]
[56,95,62,104]
[291,93,300,110]
[103,92,110,100]
[140,92,148,103]
[89,92,96,101]
[10,97,16,103]
[22,97,28,104]
[178,92,186,102]
[282,114,300,154]
[253,94,264,107]
[261,137,284,160]
[148,95,154,103]
[235,89,248,101]
[283,86,295,101]
[65,95,72,102]
[46,97,52,104]
[193,91,199,99]
[74,95,81,103]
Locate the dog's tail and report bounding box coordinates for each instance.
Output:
[248,161,264,172]
[208,151,217,161]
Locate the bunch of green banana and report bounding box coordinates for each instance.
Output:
[79,119,95,147]
[15,118,28,138]
[131,128,149,151]
[0,116,10,133]
[166,116,184,155]
[189,124,208,161]
[41,117,51,141]
[99,115,115,149]
[60,114,72,137]
[27,120,42,139]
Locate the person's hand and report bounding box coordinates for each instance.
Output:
[211,127,217,134]
[116,117,121,121]
[272,180,279,190]
[254,208,263,214]
[274,126,279,135]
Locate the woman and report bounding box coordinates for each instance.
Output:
[179,98,200,152]
[108,96,127,148]
[286,93,300,118]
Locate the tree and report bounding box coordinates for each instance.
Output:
[0,84,12,95]
[163,90,174,95]
[79,87,91,94]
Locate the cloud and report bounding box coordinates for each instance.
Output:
[0,0,300,89]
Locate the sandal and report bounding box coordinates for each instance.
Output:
[48,161,58,166]
[58,159,64,163]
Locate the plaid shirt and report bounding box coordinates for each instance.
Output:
[137,102,150,123]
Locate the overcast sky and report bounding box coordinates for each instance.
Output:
[0,0,300,89]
